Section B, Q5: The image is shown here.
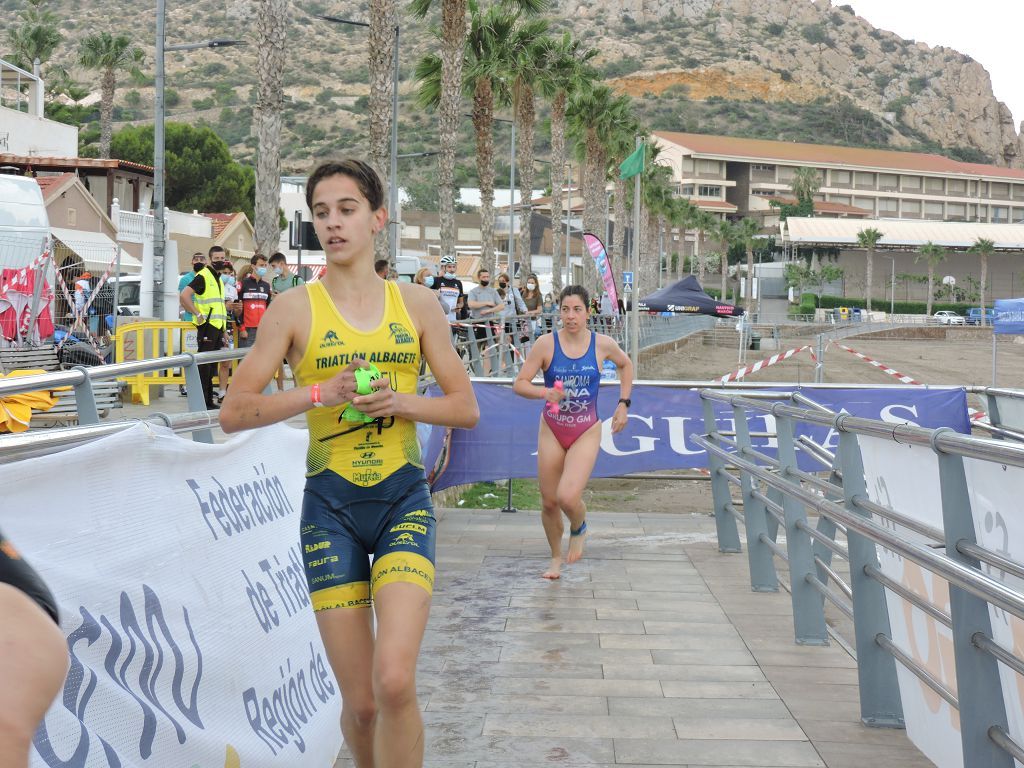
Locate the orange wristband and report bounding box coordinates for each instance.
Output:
[310,382,325,408]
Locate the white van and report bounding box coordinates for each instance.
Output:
[0,175,50,272]
[93,274,143,316]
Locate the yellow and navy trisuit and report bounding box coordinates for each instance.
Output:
[292,280,435,611]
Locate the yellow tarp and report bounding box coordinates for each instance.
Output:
[0,369,60,433]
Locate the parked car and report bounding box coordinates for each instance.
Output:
[933,310,965,325]
[966,307,996,325]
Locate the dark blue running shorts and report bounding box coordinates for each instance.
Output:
[300,463,436,611]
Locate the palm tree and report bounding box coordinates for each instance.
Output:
[368,0,398,262]
[604,113,641,296]
[916,241,946,316]
[791,166,821,206]
[856,227,883,312]
[567,86,632,291]
[735,217,762,312]
[692,208,718,287]
[253,0,288,257]
[78,32,144,159]
[969,238,995,325]
[716,218,735,301]
[536,33,597,294]
[416,2,518,275]
[7,0,62,74]
[411,0,469,259]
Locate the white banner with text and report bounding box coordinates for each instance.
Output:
[2,422,343,768]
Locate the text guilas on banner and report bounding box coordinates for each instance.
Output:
[2,422,343,767]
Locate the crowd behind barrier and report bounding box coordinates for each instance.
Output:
[694,389,1024,768]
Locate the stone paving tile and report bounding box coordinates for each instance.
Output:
[482,713,677,739]
[612,738,826,767]
[811,740,935,768]
[600,633,750,651]
[604,663,768,682]
[597,606,732,623]
[504,617,648,634]
[442,660,605,679]
[425,691,609,715]
[497,646,654,665]
[650,649,758,666]
[491,676,664,698]
[759,665,860,687]
[661,681,781,699]
[609,697,792,720]
[672,717,808,741]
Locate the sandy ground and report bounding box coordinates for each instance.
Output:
[645,330,1024,389]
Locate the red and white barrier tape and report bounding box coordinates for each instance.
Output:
[831,343,921,385]
[718,345,812,383]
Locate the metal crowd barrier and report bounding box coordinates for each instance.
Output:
[970,386,1024,442]
[694,388,1024,766]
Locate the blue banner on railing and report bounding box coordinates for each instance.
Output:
[420,383,970,491]
[994,298,1024,335]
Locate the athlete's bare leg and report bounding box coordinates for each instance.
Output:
[0,584,68,768]
[558,423,602,564]
[316,606,377,768]
[372,582,431,768]
[537,421,568,579]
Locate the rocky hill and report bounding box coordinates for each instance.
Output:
[5,0,1022,180]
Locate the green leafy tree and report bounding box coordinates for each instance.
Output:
[791,166,820,205]
[734,217,762,312]
[968,238,995,325]
[6,0,62,74]
[78,32,145,158]
[915,241,946,316]
[111,123,255,223]
[856,227,883,311]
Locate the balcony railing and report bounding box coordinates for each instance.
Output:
[118,210,154,244]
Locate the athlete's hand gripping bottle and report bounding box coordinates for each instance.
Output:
[546,380,563,415]
[341,364,384,422]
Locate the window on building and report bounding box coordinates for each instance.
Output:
[992,206,1009,223]
[698,159,720,175]
[878,173,898,191]
[831,170,851,185]
[1012,184,1024,201]
[924,177,945,194]
[924,201,944,218]
[751,189,774,196]
[777,166,795,181]
[425,226,441,240]
[681,157,695,173]
[458,227,482,241]
[901,199,921,214]
[877,198,898,214]
[698,185,722,198]
[854,172,875,188]
[947,178,966,194]
[900,175,921,190]
[1012,208,1024,223]
[681,185,695,196]
[946,202,966,219]
[829,195,852,206]
[66,208,77,227]
[854,197,875,212]
[751,164,775,172]
[991,182,1010,199]
[401,224,420,239]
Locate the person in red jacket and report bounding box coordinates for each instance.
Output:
[238,253,271,348]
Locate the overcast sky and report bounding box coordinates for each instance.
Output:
[846,1,1021,130]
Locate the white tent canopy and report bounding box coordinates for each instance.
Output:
[782,218,1024,251]
[51,227,142,274]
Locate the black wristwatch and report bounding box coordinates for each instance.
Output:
[618,398,631,408]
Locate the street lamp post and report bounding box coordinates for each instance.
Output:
[318,15,400,266]
[154,0,242,319]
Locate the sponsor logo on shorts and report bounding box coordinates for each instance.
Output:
[388,322,414,345]
[390,533,418,547]
[353,470,382,484]
[304,541,331,554]
[390,522,427,535]
[404,509,431,518]
[321,329,345,348]
[352,458,384,468]
[307,555,340,567]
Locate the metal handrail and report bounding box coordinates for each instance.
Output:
[864,564,952,628]
[694,433,1024,623]
[806,573,854,620]
[876,633,959,709]
[988,727,1024,763]
[813,555,853,600]
[700,390,1024,470]
[957,542,1024,583]
[850,495,945,543]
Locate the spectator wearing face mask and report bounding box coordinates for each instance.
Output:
[521,273,543,333]
[433,254,465,324]
[216,260,242,403]
[415,267,451,315]
[239,253,272,348]
[268,252,304,391]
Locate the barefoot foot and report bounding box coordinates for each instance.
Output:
[541,557,562,580]
[567,521,587,564]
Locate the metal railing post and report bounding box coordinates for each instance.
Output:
[732,402,778,591]
[465,326,483,376]
[774,411,829,645]
[71,367,100,426]
[182,355,214,444]
[984,391,1004,437]
[837,430,905,727]
[932,433,1012,766]
[701,397,741,553]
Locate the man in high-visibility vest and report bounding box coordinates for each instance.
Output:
[180,253,228,409]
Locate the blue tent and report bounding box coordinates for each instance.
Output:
[637,275,743,317]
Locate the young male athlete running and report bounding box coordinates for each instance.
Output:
[220,159,479,768]
[0,529,68,768]
[512,285,633,580]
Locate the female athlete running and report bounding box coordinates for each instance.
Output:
[512,285,633,579]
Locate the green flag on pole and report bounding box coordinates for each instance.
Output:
[619,142,645,180]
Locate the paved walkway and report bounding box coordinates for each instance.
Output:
[330,506,934,768]
[111,393,932,767]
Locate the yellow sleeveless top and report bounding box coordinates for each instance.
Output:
[293,280,423,485]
